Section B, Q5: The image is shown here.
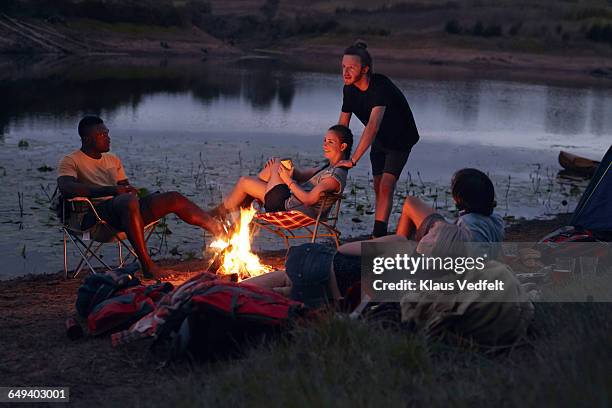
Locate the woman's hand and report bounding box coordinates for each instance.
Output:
[278,164,294,186]
[265,157,280,168]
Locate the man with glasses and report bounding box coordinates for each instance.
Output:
[57,116,223,279]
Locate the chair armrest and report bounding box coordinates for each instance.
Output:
[321,192,345,200]
[67,197,105,222]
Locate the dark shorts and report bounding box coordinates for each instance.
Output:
[285,243,336,307]
[332,252,362,295]
[264,184,291,212]
[81,193,159,231]
[370,144,412,178]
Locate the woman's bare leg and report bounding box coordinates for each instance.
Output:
[329,268,342,300]
[241,270,290,289]
[258,161,274,182]
[396,196,436,237]
[264,160,286,194]
[222,176,267,210]
[337,234,408,257]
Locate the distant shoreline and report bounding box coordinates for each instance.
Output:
[267,43,612,87]
[3,44,612,88]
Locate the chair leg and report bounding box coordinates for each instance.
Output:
[333,233,340,248]
[73,240,95,277]
[311,220,321,243]
[118,239,138,259]
[76,241,109,278]
[63,221,160,278]
[63,229,68,279]
[283,235,291,259]
[118,241,123,267]
[71,235,114,276]
[66,234,98,277]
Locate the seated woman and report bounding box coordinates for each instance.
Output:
[211,125,353,219]
[244,168,505,301]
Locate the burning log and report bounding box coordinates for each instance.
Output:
[209,205,272,281]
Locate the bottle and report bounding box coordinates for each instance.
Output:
[65,317,83,340]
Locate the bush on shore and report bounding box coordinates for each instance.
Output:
[445,19,502,37]
[586,22,612,46]
[1,0,212,28]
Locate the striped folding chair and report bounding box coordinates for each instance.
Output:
[60,196,159,279]
[252,192,343,251]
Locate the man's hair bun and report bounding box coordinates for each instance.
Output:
[354,40,367,49]
[344,40,373,75]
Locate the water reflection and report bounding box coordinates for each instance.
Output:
[545,87,588,135]
[0,55,609,153]
[238,58,296,110]
[0,57,298,135]
[589,88,612,137]
[441,80,481,128]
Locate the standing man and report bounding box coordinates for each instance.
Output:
[337,41,420,237]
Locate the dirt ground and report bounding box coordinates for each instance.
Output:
[0,215,571,405]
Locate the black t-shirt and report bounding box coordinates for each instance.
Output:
[342,73,419,151]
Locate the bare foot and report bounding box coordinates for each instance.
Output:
[142,264,179,281]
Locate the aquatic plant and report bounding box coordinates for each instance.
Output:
[504,175,512,215]
[17,191,24,218]
[36,165,53,172]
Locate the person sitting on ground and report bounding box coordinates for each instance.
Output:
[211,125,353,219]
[394,167,504,257]
[243,168,532,345]
[57,116,224,279]
[245,167,504,297]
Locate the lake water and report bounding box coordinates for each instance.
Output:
[0,56,609,279]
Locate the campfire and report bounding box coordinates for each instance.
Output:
[209,205,272,281]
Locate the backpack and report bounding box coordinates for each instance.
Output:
[153,280,305,361]
[75,263,142,318]
[538,226,609,264]
[87,282,173,336]
[540,226,598,243]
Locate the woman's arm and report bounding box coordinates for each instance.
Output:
[292,166,321,183]
[279,166,340,207]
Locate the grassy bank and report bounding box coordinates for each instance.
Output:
[0,217,609,407]
[137,303,611,407]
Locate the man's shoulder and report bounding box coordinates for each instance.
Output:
[101,152,122,163]
[62,149,82,160]
[59,149,82,166]
[371,73,398,92]
[372,73,391,85]
[58,150,82,177]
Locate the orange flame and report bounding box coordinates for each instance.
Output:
[209,206,271,280]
